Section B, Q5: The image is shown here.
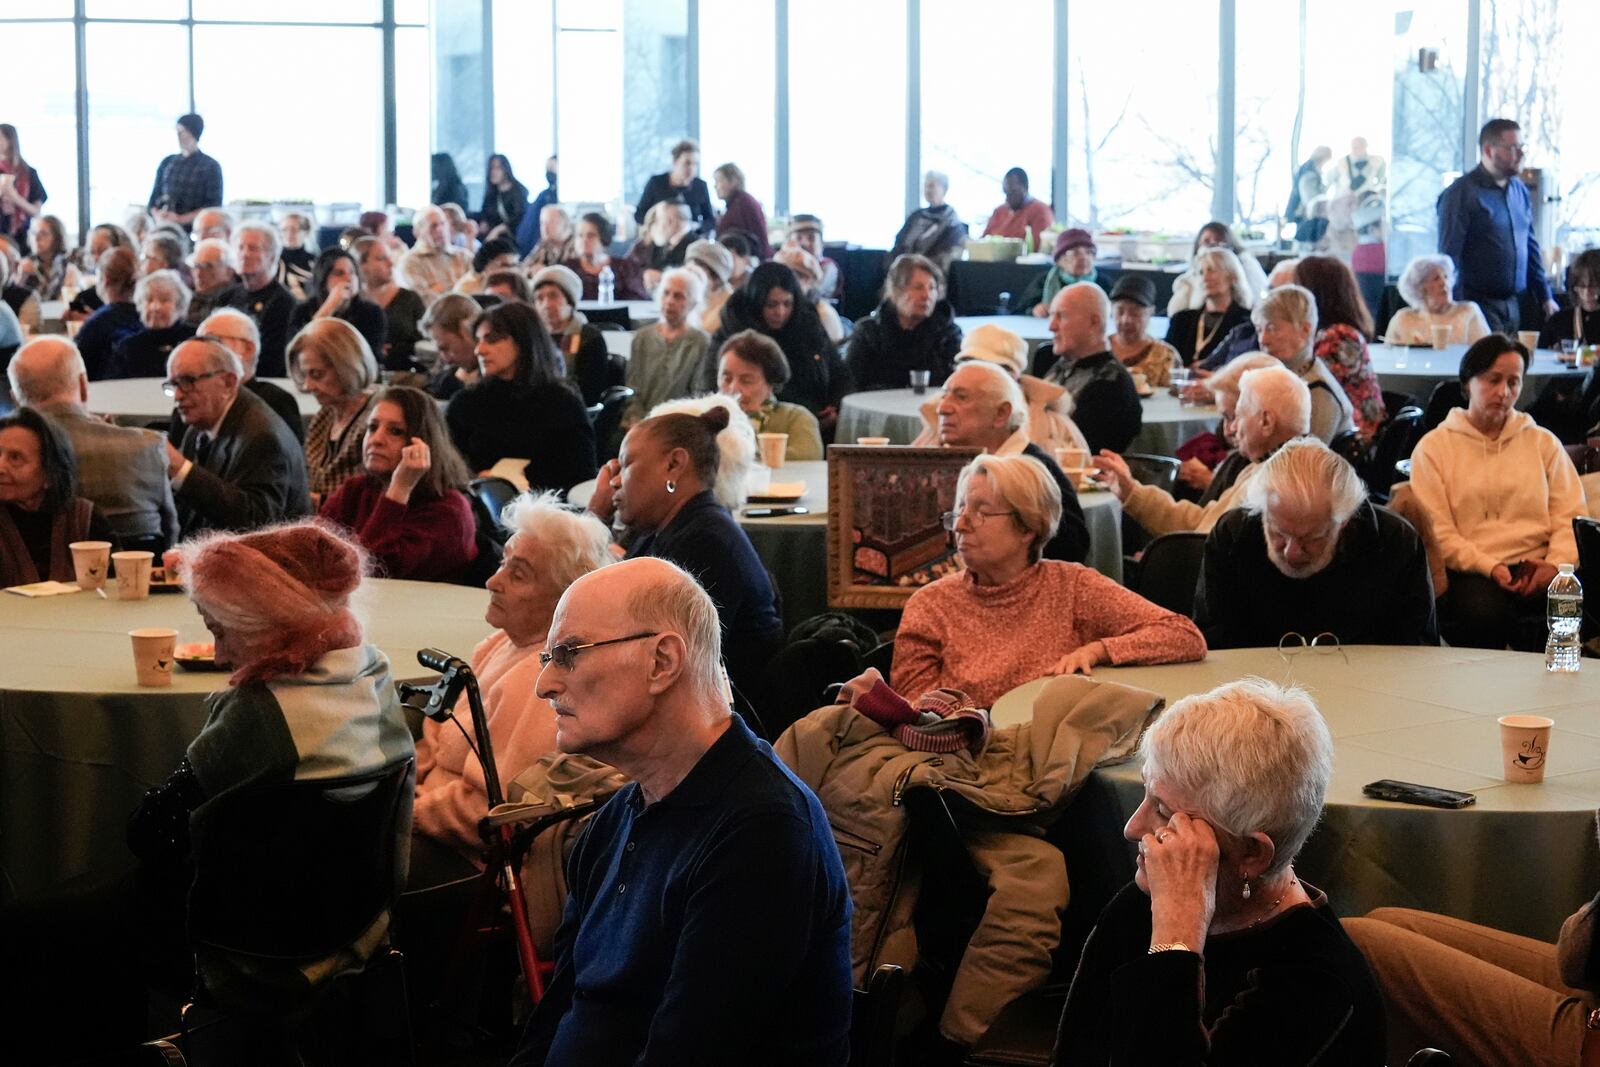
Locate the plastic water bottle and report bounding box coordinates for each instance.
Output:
[997,290,1012,315]
[598,266,615,305]
[1546,563,1583,673]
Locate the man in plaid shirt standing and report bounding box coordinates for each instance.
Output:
[147,113,222,229]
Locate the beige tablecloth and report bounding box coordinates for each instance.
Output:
[569,458,1124,626]
[0,578,493,900]
[991,646,1600,939]
[1368,343,1577,407]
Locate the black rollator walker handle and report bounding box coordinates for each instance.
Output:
[398,649,504,808]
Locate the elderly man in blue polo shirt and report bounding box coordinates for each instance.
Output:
[1437,117,1560,334]
[511,556,853,1067]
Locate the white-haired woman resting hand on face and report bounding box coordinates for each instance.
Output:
[1056,678,1387,1065]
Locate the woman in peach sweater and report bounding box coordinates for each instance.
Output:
[893,454,1206,708]
[411,491,615,855]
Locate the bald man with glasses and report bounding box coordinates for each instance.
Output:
[511,557,852,1067]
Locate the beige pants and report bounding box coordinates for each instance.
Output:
[1345,907,1592,1067]
[939,828,1069,1046]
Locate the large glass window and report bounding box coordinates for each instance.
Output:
[3,23,80,242]
[190,0,380,20]
[622,0,690,217]
[555,0,624,207]
[491,0,556,207]
[789,0,906,247]
[1226,1,1477,275]
[697,0,775,213]
[1481,0,1600,255]
[919,0,1053,240]
[86,22,190,229]
[193,25,383,210]
[1065,1,1218,235]
[395,26,433,212]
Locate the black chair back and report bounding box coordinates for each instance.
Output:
[469,476,520,524]
[1367,405,1424,499]
[1574,517,1600,640]
[1121,453,1180,494]
[1328,428,1367,472]
[1382,389,1420,418]
[850,964,905,1067]
[1422,379,1465,433]
[583,304,632,329]
[593,384,635,462]
[187,759,415,960]
[1131,531,1208,618]
[121,532,168,556]
[756,638,863,740]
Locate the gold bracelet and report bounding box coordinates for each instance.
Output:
[1148,942,1193,955]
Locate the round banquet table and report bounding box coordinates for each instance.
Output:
[1368,342,1580,408]
[990,645,1600,940]
[952,315,1171,357]
[86,376,316,428]
[0,578,493,901]
[1126,391,1219,457]
[567,458,1125,627]
[837,388,1218,460]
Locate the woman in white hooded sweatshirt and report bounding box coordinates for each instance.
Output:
[1408,334,1585,649]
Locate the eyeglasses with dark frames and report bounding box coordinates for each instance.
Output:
[160,369,227,397]
[539,631,661,670]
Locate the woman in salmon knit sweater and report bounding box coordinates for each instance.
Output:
[892,453,1206,708]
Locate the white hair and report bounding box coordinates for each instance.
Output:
[199,307,260,353]
[1245,437,1368,527]
[1397,254,1457,310]
[1205,353,1279,408]
[190,236,236,271]
[1238,365,1312,436]
[233,219,282,264]
[647,392,758,510]
[923,170,950,191]
[956,453,1062,565]
[622,557,724,700]
[1194,246,1255,310]
[498,490,615,593]
[1142,677,1334,875]
[951,359,1029,434]
[169,337,243,378]
[8,337,86,405]
[1252,283,1319,336]
[135,268,193,320]
[656,266,705,312]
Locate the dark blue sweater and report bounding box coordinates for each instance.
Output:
[512,716,853,1067]
[627,490,784,697]
[1437,164,1551,304]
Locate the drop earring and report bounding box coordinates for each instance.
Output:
[1241,879,1252,901]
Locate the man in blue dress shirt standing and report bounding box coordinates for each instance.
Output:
[1437,118,1559,334]
[511,557,853,1067]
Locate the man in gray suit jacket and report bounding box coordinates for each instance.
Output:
[161,337,310,538]
[8,337,179,547]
